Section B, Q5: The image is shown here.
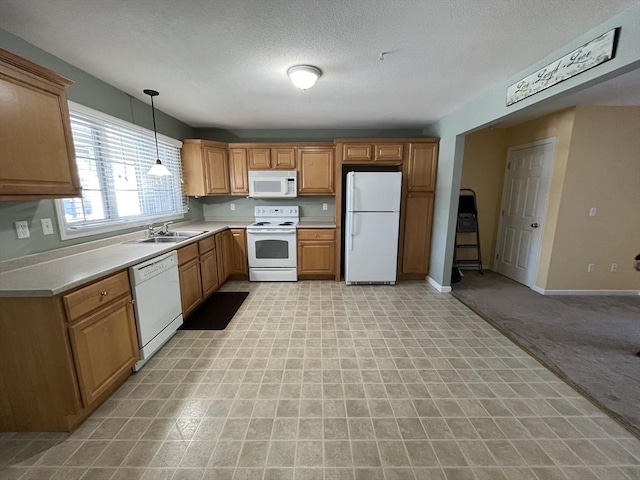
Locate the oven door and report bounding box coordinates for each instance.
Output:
[247,231,296,268]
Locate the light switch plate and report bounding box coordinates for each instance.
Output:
[41,218,54,235]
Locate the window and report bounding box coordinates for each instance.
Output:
[56,102,185,239]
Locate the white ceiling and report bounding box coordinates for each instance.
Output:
[0,0,638,130]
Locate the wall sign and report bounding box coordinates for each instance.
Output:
[506,28,619,106]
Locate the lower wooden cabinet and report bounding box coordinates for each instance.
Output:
[215,230,232,284]
[400,192,434,278]
[178,257,203,318]
[68,296,138,406]
[297,229,335,279]
[200,247,220,298]
[230,229,248,277]
[0,270,139,432]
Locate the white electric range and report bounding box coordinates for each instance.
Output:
[246,206,299,281]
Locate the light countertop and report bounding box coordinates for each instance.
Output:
[0,218,336,297]
[0,221,247,298]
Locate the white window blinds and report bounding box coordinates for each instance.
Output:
[56,102,185,239]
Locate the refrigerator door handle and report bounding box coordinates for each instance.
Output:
[349,174,355,212]
[348,212,354,251]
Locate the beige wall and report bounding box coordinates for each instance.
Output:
[460,129,507,266]
[462,106,639,292]
[545,106,640,290]
[504,108,576,288]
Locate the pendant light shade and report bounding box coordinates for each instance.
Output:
[144,89,171,176]
[287,65,322,90]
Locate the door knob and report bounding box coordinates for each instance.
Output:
[531,223,539,228]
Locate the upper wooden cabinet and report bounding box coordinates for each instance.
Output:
[342,142,404,163]
[298,147,334,194]
[248,146,296,170]
[407,143,438,191]
[182,139,230,196]
[229,148,249,195]
[0,48,81,201]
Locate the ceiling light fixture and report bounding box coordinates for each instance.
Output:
[287,65,322,91]
[144,89,171,176]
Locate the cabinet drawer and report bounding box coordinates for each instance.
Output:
[198,234,216,254]
[177,243,199,265]
[63,271,130,322]
[297,229,335,240]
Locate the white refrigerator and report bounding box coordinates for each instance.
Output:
[344,171,402,284]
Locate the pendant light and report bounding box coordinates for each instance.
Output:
[287,65,322,90]
[144,89,171,176]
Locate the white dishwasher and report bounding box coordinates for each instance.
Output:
[129,250,183,371]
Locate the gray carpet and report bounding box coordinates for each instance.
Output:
[452,270,640,438]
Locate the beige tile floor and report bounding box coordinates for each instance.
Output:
[1,281,639,480]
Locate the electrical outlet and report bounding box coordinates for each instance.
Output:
[589,207,597,217]
[587,263,595,273]
[230,203,235,211]
[41,218,54,235]
[323,203,328,211]
[610,263,618,273]
[15,221,30,239]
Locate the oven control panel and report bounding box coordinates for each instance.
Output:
[255,206,299,217]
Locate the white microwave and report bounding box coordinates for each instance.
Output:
[248,170,297,198]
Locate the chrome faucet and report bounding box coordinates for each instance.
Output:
[147,221,172,237]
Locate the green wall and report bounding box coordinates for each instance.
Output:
[200,196,335,219]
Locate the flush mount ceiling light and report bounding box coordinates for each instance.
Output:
[144,89,171,177]
[287,65,322,91]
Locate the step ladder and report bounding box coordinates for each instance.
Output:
[454,189,483,274]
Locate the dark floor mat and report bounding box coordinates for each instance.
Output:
[179,291,249,330]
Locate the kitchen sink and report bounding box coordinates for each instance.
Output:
[125,230,208,244]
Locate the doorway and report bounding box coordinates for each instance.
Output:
[495,138,556,287]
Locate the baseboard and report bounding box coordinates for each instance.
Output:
[427,276,452,293]
[531,285,640,296]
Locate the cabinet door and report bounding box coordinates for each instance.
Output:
[204,147,230,194]
[68,296,139,407]
[375,144,404,162]
[407,143,438,191]
[229,148,249,195]
[230,229,248,275]
[401,192,434,275]
[200,249,220,298]
[343,143,373,162]
[272,147,296,169]
[298,148,334,194]
[298,241,335,277]
[179,258,202,318]
[248,148,271,169]
[0,49,81,199]
[215,231,231,283]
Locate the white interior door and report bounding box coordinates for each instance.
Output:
[496,139,555,286]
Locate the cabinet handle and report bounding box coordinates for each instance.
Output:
[101,290,109,297]
[314,234,319,238]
